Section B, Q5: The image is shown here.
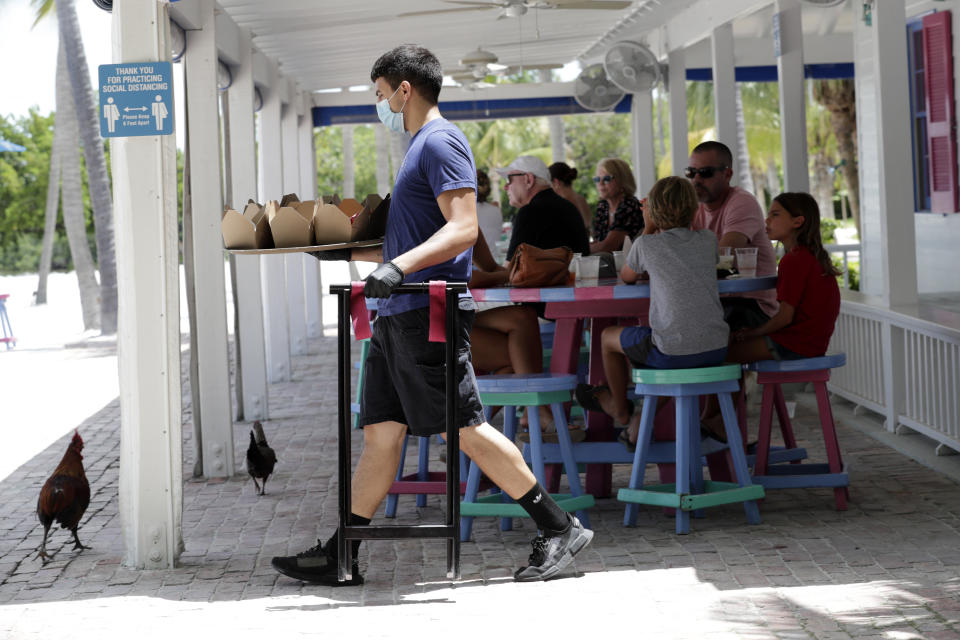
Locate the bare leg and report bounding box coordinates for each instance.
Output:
[592,326,633,424]
[351,421,409,519]
[460,423,537,498]
[702,336,773,433]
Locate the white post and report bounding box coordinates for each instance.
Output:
[342,124,356,199]
[112,0,182,569]
[712,22,739,186]
[630,91,656,198]
[299,93,322,339]
[668,47,688,176]
[281,92,307,356]
[374,125,391,195]
[258,68,290,382]
[227,31,268,421]
[183,0,233,478]
[775,0,809,192]
[872,0,919,308]
[389,130,409,184]
[549,117,565,163]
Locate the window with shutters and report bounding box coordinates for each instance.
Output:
[907,10,959,214]
[907,17,931,211]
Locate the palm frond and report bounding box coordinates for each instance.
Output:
[30,0,55,28]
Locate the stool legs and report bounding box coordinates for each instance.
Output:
[717,393,762,525]
[815,381,849,509]
[384,435,411,518]
[623,394,658,527]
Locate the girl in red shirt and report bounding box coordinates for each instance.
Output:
[727,192,841,362]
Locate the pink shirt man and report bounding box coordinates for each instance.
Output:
[693,186,778,317]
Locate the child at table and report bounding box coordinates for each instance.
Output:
[726,192,841,361]
[700,193,842,440]
[576,176,729,447]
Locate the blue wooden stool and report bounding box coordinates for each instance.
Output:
[0,294,15,350]
[744,353,850,510]
[618,364,764,534]
[460,373,595,541]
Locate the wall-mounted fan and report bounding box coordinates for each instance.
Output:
[217,61,233,91]
[170,20,186,62]
[573,63,625,111]
[603,41,661,93]
[398,0,632,20]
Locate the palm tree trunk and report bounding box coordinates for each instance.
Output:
[36,106,63,306]
[814,79,860,237]
[56,0,117,334]
[734,84,756,195]
[56,37,100,331]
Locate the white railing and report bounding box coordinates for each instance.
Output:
[829,293,960,456]
[825,243,860,290]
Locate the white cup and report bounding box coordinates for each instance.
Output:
[569,253,582,280]
[612,250,626,274]
[717,246,734,271]
[735,247,758,278]
[578,254,601,284]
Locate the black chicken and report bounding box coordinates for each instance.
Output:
[37,430,90,563]
[247,421,277,495]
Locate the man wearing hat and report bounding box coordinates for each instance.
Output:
[498,156,590,260]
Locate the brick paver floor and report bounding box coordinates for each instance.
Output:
[2,333,960,639]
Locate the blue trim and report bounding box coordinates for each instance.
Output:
[313,94,632,127]
[686,62,855,82]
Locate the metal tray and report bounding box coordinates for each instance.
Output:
[227,238,382,255]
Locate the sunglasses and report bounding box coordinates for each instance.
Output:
[684,166,728,179]
[592,175,614,184]
[505,173,526,185]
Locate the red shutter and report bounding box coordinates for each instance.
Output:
[922,11,959,213]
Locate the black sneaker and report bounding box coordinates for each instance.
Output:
[514,516,593,582]
[271,539,364,586]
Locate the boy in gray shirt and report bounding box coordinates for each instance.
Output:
[576,176,729,446]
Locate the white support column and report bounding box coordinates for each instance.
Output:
[281,93,307,356]
[668,47,689,176]
[549,117,565,163]
[184,0,233,478]
[775,0,809,192]
[712,22,739,186]
[112,0,182,569]
[374,125,391,195]
[299,93,322,339]
[389,130,409,184]
[227,31,268,421]
[630,91,656,198]
[872,0,918,308]
[342,124,356,199]
[258,69,290,383]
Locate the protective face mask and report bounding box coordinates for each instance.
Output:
[376,84,407,134]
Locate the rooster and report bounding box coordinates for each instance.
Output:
[37,430,90,563]
[247,421,277,495]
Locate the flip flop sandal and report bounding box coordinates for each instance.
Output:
[617,429,636,453]
[574,383,609,413]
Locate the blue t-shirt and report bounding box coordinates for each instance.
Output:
[378,118,477,316]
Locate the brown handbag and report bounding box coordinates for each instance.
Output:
[506,243,574,288]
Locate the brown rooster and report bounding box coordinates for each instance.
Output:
[37,430,90,563]
[247,421,277,495]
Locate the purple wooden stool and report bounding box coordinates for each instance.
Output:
[744,353,849,510]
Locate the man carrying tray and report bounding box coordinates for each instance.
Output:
[271,44,592,585]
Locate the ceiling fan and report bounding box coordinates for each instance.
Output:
[446,47,564,84]
[398,0,632,20]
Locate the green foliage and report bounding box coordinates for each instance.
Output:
[820,218,840,244]
[561,113,631,212]
[315,124,378,199]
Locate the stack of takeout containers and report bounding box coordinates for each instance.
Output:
[220,192,390,250]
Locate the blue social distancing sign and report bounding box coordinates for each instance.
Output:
[98,61,174,138]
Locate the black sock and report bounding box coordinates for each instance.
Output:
[516,482,570,533]
[325,514,371,560]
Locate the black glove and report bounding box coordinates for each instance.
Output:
[308,248,351,261]
[364,261,404,298]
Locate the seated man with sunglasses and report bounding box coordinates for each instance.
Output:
[687,141,778,331]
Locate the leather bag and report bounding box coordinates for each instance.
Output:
[506,243,574,288]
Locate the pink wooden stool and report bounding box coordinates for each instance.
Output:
[744,353,849,510]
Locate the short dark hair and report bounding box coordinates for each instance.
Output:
[548,162,578,185]
[370,45,443,105]
[691,141,733,168]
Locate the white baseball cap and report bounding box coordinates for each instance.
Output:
[494,155,550,182]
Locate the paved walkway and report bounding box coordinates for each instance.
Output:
[2,333,960,639]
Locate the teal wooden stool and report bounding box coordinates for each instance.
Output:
[460,373,595,541]
[619,364,764,534]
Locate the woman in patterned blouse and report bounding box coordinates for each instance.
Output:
[590,157,645,253]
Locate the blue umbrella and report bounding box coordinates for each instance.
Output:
[0,138,26,152]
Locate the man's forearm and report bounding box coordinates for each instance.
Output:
[352,246,383,262]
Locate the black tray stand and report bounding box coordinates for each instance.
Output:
[331,282,467,583]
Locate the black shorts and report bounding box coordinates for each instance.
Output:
[359,305,486,437]
[721,297,771,331]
